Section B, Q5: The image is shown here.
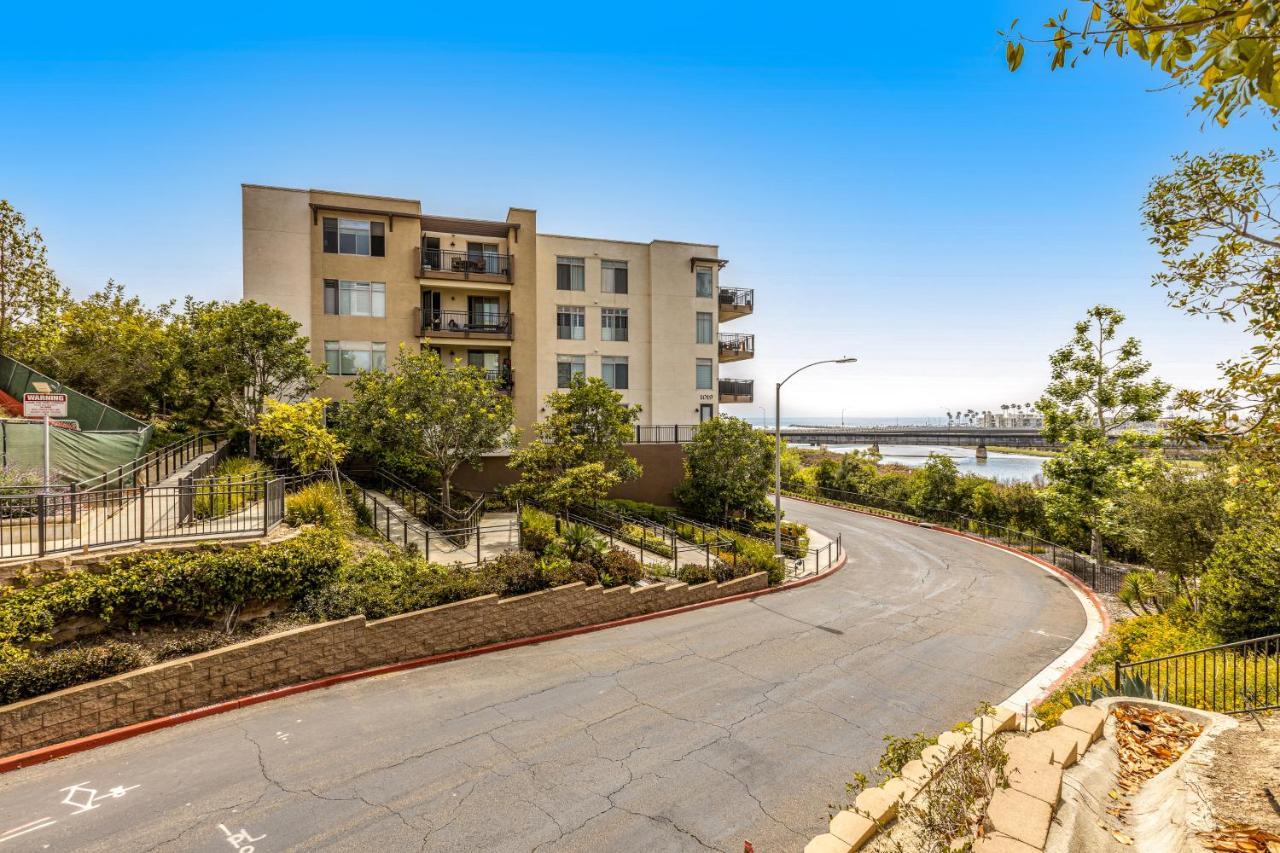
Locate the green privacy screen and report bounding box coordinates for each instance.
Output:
[0,355,152,482]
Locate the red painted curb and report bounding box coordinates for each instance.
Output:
[784,493,1111,699]
[0,549,847,775]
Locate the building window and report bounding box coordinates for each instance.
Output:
[695,265,713,298]
[557,305,585,340]
[323,218,384,257]
[601,260,629,294]
[324,341,387,375]
[696,357,713,389]
[557,257,585,291]
[601,308,629,342]
[324,280,385,317]
[557,354,585,388]
[696,311,713,344]
[602,356,629,390]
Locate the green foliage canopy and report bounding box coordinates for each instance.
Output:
[674,417,773,521]
[508,376,640,512]
[1003,1,1280,125]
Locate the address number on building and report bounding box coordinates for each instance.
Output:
[23,393,68,418]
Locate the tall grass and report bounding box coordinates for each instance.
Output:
[191,457,272,519]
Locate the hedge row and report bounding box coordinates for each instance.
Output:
[0,528,346,662]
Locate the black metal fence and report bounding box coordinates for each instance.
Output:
[793,485,1126,595]
[718,287,754,311]
[419,247,513,281]
[1116,633,1280,715]
[75,432,226,491]
[0,474,286,559]
[633,425,699,443]
[347,477,516,566]
[718,332,755,358]
[415,308,514,338]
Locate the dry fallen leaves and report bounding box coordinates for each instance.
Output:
[1197,824,1280,853]
[1113,704,1203,797]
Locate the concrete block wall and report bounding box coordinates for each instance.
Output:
[806,704,1110,853]
[0,573,767,757]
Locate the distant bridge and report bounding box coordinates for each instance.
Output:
[776,426,1056,456]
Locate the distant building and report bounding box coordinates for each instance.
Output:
[241,185,757,437]
[980,410,1044,429]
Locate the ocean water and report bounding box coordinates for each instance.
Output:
[811,443,1046,484]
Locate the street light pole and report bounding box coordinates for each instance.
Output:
[775,357,857,557]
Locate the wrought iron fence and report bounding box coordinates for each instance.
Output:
[0,473,286,559]
[415,308,514,338]
[718,287,754,311]
[717,332,755,358]
[792,485,1126,595]
[1116,633,1280,715]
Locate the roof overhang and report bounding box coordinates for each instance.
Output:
[421,215,519,239]
[690,256,729,271]
[309,203,420,230]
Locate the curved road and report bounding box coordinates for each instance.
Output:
[0,499,1085,852]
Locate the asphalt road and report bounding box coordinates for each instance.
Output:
[0,499,1086,852]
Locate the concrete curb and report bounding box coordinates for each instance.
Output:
[781,493,1110,707]
[0,545,847,775]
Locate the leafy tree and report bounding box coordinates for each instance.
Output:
[1121,459,1230,597]
[181,300,321,456]
[340,346,514,511]
[0,200,67,358]
[1145,150,1280,465]
[909,454,962,515]
[257,397,348,485]
[674,417,773,521]
[31,281,177,416]
[1003,1,1280,125]
[1200,513,1280,640]
[1038,305,1170,560]
[508,376,640,513]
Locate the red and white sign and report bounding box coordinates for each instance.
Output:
[23,393,68,418]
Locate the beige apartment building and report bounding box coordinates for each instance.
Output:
[241,185,756,436]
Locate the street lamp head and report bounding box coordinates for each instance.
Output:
[836,357,857,364]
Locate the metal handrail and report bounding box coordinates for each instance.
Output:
[75,431,226,491]
[718,287,754,309]
[416,308,514,338]
[1115,633,1280,715]
[718,333,755,355]
[418,247,514,282]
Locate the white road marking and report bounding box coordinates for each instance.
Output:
[218,822,266,852]
[0,818,57,844]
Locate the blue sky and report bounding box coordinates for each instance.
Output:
[2,1,1274,417]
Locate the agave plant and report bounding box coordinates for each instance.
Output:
[561,522,607,563]
[1068,671,1167,707]
[1118,569,1176,616]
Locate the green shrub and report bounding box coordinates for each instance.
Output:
[618,523,674,558]
[304,550,481,621]
[542,556,601,587]
[606,499,676,524]
[520,506,558,556]
[477,550,547,597]
[677,562,713,585]
[0,642,150,704]
[728,534,785,585]
[0,528,346,655]
[285,482,354,530]
[192,457,272,519]
[1200,518,1280,642]
[597,549,643,587]
[561,523,607,563]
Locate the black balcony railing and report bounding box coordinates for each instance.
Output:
[418,247,514,282]
[634,425,699,443]
[718,333,755,358]
[719,378,754,402]
[718,287,754,312]
[417,308,514,339]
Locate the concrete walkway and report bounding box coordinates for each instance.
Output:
[0,498,1087,851]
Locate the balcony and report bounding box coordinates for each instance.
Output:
[718,287,754,322]
[415,308,514,340]
[718,332,755,362]
[719,378,754,404]
[416,247,514,284]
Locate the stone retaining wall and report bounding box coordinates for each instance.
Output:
[0,573,768,758]
[807,704,1110,853]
